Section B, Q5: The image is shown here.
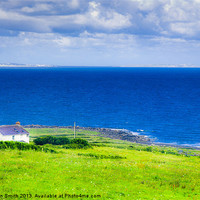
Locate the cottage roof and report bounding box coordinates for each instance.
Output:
[0,125,29,136]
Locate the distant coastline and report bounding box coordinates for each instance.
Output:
[0,63,54,68]
[23,125,200,150]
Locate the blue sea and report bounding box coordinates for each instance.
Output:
[0,67,199,147]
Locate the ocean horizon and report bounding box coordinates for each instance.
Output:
[0,67,199,147]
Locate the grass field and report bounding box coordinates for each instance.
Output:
[0,128,200,200]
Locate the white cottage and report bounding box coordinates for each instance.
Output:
[0,122,29,143]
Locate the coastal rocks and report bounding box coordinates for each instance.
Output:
[23,125,151,144]
[96,128,151,144]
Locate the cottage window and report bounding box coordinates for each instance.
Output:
[12,135,15,140]
[27,134,29,137]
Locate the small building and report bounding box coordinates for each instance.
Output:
[0,122,29,143]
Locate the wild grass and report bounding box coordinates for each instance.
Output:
[0,128,199,199]
[0,141,57,153]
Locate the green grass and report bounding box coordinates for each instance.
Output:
[0,128,200,200]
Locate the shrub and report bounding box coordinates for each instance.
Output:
[166,149,177,155]
[55,137,70,145]
[33,137,44,145]
[34,136,70,145]
[71,138,89,146]
[0,141,7,149]
[33,136,91,149]
[145,146,153,152]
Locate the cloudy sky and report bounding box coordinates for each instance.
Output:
[0,0,200,66]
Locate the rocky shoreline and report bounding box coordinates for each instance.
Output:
[23,125,151,144]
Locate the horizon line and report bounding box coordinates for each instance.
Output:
[0,63,200,68]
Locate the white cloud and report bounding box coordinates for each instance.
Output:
[89,1,99,9]
[53,31,136,49]
[66,1,132,30]
[169,22,200,36]
[0,8,51,32]
[160,0,200,37]
[21,4,52,13]
[129,0,162,11]
[68,0,80,9]
[54,37,72,47]
[87,2,131,30]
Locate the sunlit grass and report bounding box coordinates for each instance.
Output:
[0,128,200,199]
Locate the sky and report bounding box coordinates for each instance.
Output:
[0,0,200,66]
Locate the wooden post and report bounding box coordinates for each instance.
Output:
[74,122,76,138]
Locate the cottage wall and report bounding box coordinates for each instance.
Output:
[0,133,29,143]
